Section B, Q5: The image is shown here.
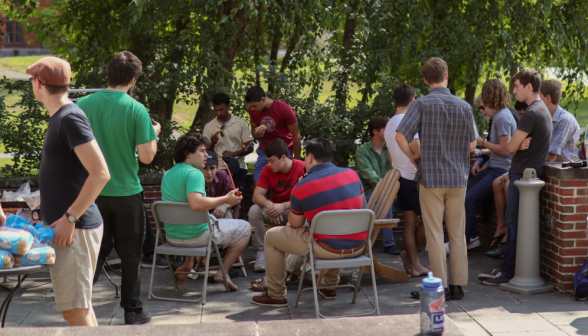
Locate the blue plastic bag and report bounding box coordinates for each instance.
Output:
[0,250,15,269]
[21,243,55,266]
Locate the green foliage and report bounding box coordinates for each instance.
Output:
[4,0,588,173]
[0,78,48,177]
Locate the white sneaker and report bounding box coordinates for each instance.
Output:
[445,242,450,255]
[254,251,266,272]
[467,236,481,250]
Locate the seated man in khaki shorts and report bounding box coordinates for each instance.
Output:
[252,138,366,306]
[26,57,110,326]
[161,133,251,291]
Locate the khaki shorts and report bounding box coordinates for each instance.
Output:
[167,219,250,249]
[49,225,103,312]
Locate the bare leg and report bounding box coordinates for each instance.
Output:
[175,256,194,284]
[214,231,252,291]
[233,206,241,220]
[492,177,508,241]
[62,307,98,326]
[400,211,429,277]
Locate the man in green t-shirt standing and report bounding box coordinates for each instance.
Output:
[77,51,160,325]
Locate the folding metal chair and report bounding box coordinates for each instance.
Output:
[293,209,380,318]
[147,201,229,304]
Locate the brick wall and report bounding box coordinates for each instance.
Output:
[539,164,588,292]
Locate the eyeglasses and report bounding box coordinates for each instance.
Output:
[479,105,485,110]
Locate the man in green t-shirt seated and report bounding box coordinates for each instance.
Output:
[161,133,251,291]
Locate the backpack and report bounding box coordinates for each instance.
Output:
[573,259,588,301]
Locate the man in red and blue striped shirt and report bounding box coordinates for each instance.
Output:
[252,138,366,307]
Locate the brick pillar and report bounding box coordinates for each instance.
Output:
[540,163,588,292]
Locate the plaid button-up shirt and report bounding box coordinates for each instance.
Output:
[549,106,581,162]
[396,87,478,188]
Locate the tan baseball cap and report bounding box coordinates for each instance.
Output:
[26,56,72,86]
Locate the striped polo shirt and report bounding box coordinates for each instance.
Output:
[290,162,366,250]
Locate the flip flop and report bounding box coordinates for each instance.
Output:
[251,277,267,292]
[410,291,420,300]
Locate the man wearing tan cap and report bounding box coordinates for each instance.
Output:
[77,51,160,325]
[27,56,111,326]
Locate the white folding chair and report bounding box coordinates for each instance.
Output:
[147,201,229,304]
[293,209,380,318]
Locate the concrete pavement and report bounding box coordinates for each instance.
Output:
[0,236,586,335]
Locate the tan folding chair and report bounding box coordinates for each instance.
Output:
[362,168,409,283]
[148,201,229,304]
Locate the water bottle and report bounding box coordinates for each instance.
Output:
[420,272,445,335]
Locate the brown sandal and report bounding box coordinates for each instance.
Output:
[251,277,267,292]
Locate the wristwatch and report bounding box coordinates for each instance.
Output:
[65,211,78,223]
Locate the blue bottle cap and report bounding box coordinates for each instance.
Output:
[422,272,442,288]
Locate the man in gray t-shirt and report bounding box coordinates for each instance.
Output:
[481,69,553,286]
[459,80,517,253]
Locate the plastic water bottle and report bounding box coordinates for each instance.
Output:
[420,272,445,335]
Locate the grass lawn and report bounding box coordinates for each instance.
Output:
[0,55,45,73]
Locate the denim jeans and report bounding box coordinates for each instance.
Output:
[465,166,507,241]
[500,173,523,278]
[365,190,396,247]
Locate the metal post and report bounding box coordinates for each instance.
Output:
[500,168,553,295]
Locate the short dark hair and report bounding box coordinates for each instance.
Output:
[108,51,142,87]
[540,79,562,105]
[367,115,389,137]
[173,132,210,164]
[44,83,68,95]
[514,100,528,111]
[421,57,448,84]
[393,83,416,107]
[512,69,542,93]
[263,139,289,159]
[305,138,334,163]
[212,93,231,106]
[245,85,266,103]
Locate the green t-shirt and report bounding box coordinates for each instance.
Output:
[161,163,209,239]
[77,90,157,197]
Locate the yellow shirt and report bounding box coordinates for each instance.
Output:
[203,115,254,170]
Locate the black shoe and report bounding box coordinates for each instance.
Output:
[384,245,402,255]
[141,255,169,269]
[486,243,506,258]
[482,271,512,286]
[124,311,152,325]
[448,285,464,300]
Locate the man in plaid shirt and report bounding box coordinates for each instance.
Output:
[396,57,478,301]
[539,80,581,162]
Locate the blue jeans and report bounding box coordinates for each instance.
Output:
[465,166,507,241]
[500,173,523,278]
[365,190,396,247]
[254,147,293,180]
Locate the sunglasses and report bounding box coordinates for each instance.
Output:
[29,76,46,85]
[479,105,486,110]
[220,124,226,137]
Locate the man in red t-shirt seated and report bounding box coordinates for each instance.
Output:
[246,86,302,187]
[251,138,365,307]
[248,139,305,272]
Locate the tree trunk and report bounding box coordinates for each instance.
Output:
[268,26,282,93]
[465,82,477,105]
[190,1,252,130]
[509,61,518,97]
[335,2,357,105]
[280,34,300,73]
